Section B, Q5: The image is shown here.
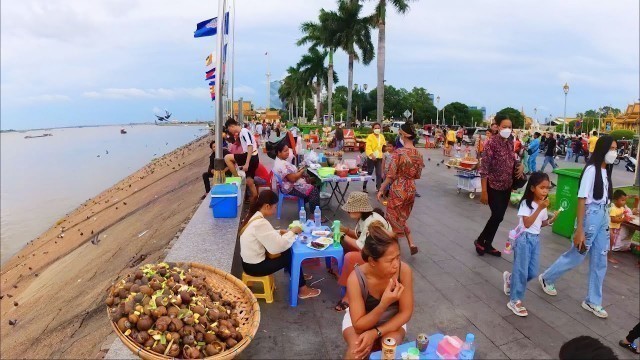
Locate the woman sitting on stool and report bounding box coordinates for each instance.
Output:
[343,223,413,360]
[240,190,321,300]
[334,192,391,312]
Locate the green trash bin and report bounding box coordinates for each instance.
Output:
[552,168,583,238]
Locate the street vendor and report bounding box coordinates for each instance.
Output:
[342,223,414,360]
[334,192,391,312]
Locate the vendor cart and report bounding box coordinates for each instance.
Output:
[453,166,481,199]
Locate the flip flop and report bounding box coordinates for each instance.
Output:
[298,288,321,299]
[619,340,640,354]
[334,300,349,312]
[410,245,419,256]
[303,274,313,281]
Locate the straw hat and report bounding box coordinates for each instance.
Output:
[341,192,374,213]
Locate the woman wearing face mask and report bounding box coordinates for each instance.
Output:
[364,123,387,192]
[538,136,617,319]
[377,123,424,255]
[474,115,525,257]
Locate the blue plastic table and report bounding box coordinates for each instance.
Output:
[289,225,344,307]
[308,169,373,214]
[370,333,444,360]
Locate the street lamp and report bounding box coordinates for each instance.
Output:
[353,83,368,123]
[436,96,440,126]
[453,115,456,126]
[563,82,569,134]
[597,107,602,134]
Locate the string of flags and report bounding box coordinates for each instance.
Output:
[194,9,230,103]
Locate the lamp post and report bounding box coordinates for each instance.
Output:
[597,107,602,134]
[353,83,368,123]
[453,115,456,127]
[435,96,440,126]
[563,82,569,134]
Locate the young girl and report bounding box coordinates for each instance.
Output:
[539,136,617,319]
[608,189,629,264]
[503,172,557,316]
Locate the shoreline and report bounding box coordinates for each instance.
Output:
[0,134,213,358]
[0,122,212,133]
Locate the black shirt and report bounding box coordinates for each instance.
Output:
[335,128,344,141]
[545,138,556,157]
[207,149,230,172]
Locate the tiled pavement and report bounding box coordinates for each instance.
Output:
[234,145,639,359]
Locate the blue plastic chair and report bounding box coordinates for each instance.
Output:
[273,173,305,220]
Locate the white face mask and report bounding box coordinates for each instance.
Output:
[604,150,617,164]
[499,128,512,139]
[373,128,381,135]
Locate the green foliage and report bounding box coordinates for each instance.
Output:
[298,125,323,134]
[609,129,637,141]
[441,102,471,127]
[496,107,525,129]
[383,132,396,144]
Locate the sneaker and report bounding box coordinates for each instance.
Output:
[503,271,511,296]
[581,301,608,318]
[538,275,557,296]
[507,300,528,317]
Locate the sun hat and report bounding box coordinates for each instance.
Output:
[341,192,374,213]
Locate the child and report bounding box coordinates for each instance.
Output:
[609,189,629,264]
[539,136,617,319]
[381,144,395,197]
[503,172,557,317]
[358,147,369,191]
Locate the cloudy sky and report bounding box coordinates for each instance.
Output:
[1,0,638,130]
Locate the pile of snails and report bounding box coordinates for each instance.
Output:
[106,263,243,358]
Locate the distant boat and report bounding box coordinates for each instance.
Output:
[24,133,52,139]
[120,128,127,134]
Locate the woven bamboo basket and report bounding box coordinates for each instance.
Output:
[108,262,260,360]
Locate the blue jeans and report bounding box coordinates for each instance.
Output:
[541,203,609,306]
[540,155,557,172]
[510,232,541,302]
[565,148,573,161]
[528,153,537,172]
[335,139,344,151]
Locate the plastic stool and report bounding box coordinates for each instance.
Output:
[242,273,276,303]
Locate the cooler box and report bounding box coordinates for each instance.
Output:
[552,168,582,239]
[209,184,238,218]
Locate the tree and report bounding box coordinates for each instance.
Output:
[441,102,470,127]
[469,109,484,127]
[371,0,413,123]
[496,107,525,129]
[322,0,374,127]
[297,47,338,121]
[404,87,436,125]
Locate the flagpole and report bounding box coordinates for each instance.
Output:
[214,0,226,161]
[266,51,271,112]
[230,0,235,119]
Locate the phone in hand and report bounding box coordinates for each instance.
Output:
[577,243,587,254]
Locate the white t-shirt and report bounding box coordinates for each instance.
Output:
[240,212,296,264]
[578,165,609,204]
[518,201,549,234]
[256,124,263,135]
[239,128,258,155]
[290,126,299,137]
[355,212,392,249]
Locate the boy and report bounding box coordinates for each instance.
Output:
[224,118,260,204]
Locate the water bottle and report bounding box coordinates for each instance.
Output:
[314,206,322,228]
[299,207,306,224]
[459,333,475,360]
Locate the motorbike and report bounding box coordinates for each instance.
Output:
[614,148,626,165]
[624,155,636,173]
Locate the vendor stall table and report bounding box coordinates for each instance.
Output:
[370,333,445,359]
[308,169,372,215]
[290,226,344,307]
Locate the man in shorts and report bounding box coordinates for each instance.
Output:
[224,118,260,204]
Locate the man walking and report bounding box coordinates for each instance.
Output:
[541,133,558,172]
[527,132,541,173]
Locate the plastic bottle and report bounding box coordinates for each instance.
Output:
[299,207,307,225]
[459,333,475,360]
[314,206,322,228]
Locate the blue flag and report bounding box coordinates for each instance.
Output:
[194,12,229,38]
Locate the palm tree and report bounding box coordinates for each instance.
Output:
[323,0,374,126]
[297,47,338,122]
[372,0,412,122]
[298,15,336,124]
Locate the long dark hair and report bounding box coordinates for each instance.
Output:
[362,222,399,261]
[519,172,550,210]
[360,208,385,221]
[579,135,614,201]
[240,190,278,230]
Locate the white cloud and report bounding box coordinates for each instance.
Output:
[234,85,256,96]
[82,87,208,100]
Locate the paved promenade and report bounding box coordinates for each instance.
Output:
[236,145,639,359]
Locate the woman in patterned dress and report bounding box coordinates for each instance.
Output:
[377,123,424,255]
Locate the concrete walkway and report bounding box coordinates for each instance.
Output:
[238,145,639,359]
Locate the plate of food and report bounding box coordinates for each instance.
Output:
[312,230,331,237]
[307,237,333,250]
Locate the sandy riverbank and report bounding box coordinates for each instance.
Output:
[0,134,213,358]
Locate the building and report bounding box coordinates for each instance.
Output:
[602,102,639,133]
[469,106,487,119]
[233,101,256,123]
[255,108,281,123]
[269,81,284,110]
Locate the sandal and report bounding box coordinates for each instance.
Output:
[334,300,349,312]
[304,274,313,281]
[410,245,419,256]
[619,340,640,354]
[474,240,485,256]
[298,288,321,299]
[507,300,528,317]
